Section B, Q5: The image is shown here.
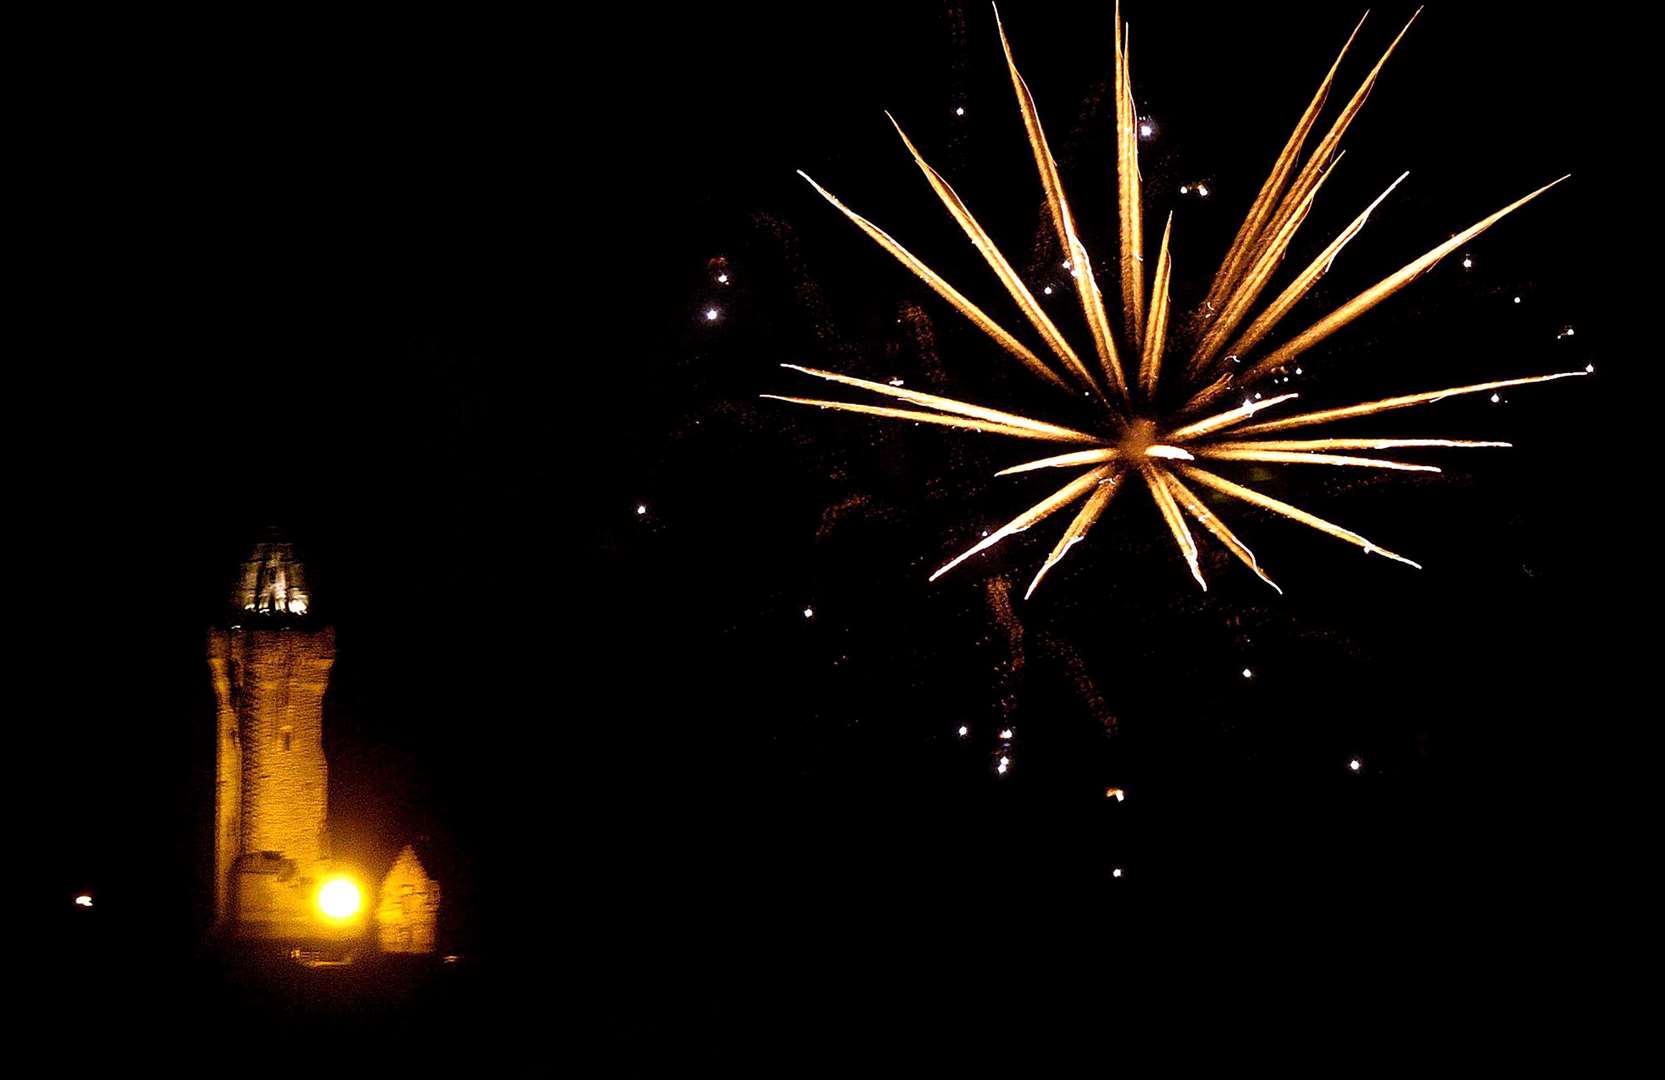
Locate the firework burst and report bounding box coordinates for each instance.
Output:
[766,4,1586,598]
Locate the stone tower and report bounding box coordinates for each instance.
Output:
[208,538,340,937]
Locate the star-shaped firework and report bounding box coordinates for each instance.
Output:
[767,5,1586,598]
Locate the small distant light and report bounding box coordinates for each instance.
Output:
[998,728,1014,740]
[1295,367,1302,375]
[1490,393,1501,403]
[955,106,965,117]
[1196,183,1210,198]
[1461,255,1473,269]
[442,955,460,964]
[1241,667,1253,679]
[1111,867,1124,878]
[1062,259,1072,270]
[1138,121,1153,138]
[1105,787,1125,802]
[957,725,969,737]
[636,504,647,516]
[802,607,814,619]
[1179,185,1189,194]
[980,530,990,538]
[1254,392,1263,400]
[716,273,729,284]
[996,758,1010,775]
[888,377,905,387]
[705,307,720,321]
[1348,758,1362,772]
[1557,325,1576,339]
[1585,363,1595,373]
[1512,296,1521,305]
[1042,285,1053,295]
[74,894,93,908]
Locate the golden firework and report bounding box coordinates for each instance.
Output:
[767,5,1586,598]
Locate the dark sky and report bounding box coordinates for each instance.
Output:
[582,0,1641,1029]
[22,0,1644,1038]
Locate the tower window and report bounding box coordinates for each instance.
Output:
[280,726,293,752]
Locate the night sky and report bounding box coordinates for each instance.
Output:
[23,0,1645,1048]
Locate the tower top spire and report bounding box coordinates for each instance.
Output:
[232,530,311,618]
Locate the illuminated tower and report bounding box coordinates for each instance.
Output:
[207,538,349,938]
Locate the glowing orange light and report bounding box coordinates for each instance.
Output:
[317,877,362,920]
[1105,787,1126,802]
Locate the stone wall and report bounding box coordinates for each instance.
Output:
[207,649,241,926]
[377,845,441,954]
[208,625,336,930]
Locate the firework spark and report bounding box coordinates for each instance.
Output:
[769,4,1586,597]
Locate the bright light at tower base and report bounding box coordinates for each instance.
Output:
[317,877,362,920]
